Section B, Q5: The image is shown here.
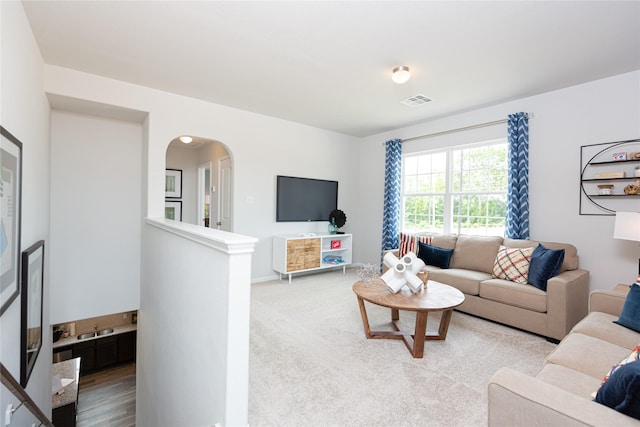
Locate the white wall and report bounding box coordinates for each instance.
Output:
[43,65,359,282]
[166,145,198,224]
[355,71,640,292]
[0,2,52,424]
[139,220,256,427]
[49,110,142,324]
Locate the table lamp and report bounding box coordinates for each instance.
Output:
[613,211,640,276]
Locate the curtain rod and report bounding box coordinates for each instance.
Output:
[387,113,531,145]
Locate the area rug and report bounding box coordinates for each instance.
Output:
[249,269,556,426]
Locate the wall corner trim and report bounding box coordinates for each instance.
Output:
[145,217,257,255]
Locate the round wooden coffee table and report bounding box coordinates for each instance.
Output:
[353,279,465,358]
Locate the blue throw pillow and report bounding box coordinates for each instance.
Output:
[527,244,565,291]
[417,241,454,269]
[615,283,640,333]
[595,359,640,420]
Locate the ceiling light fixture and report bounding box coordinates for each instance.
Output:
[392,66,411,84]
[179,136,193,144]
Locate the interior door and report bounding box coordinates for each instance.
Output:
[197,162,212,228]
[218,157,232,231]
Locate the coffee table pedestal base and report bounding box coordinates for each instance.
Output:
[356,298,454,359]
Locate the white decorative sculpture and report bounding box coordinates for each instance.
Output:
[380,252,426,293]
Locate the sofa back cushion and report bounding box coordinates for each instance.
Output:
[409,232,458,249]
[450,234,504,274]
[503,238,579,272]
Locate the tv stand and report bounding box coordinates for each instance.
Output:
[272,233,352,283]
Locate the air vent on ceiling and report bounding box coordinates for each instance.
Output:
[400,94,432,107]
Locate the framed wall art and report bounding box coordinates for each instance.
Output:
[165,168,182,198]
[1,126,23,315]
[165,200,182,221]
[20,240,44,387]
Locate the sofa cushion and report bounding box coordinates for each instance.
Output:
[527,244,565,291]
[492,245,534,285]
[416,242,453,269]
[479,279,547,312]
[615,283,640,333]
[428,233,457,250]
[398,232,433,257]
[450,234,503,274]
[503,238,579,272]
[536,363,602,400]
[428,269,489,295]
[599,346,640,389]
[545,333,632,379]
[595,359,640,420]
[572,311,640,350]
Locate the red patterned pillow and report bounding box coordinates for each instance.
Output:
[398,233,433,257]
[492,246,534,285]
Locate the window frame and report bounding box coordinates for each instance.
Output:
[401,138,508,236]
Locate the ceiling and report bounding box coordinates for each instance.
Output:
[22,1,640,138]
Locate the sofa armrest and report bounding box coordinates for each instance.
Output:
[589,284,630,316]
[488,367,638,427]
[545,268,590,340]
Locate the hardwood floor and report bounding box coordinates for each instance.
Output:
[77,363,136,427]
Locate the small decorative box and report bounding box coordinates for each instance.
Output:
[595,171,625,179]
[331,240,341,249]
[612,152,627,161]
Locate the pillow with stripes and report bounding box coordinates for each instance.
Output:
[398,232,433,258]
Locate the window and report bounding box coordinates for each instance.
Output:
[402,140,508,236]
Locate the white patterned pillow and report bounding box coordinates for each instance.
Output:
[492,246,535,285]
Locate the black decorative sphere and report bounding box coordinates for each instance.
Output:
[329,209,347,228]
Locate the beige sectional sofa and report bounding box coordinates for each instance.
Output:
[389,233,590,341]
[488,284,640,426]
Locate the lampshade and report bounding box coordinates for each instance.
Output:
[613,212,640,242]
[392,66,411,84]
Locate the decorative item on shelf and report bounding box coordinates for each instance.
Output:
[331,239,341,249]
[322,254,344,265]
[612,152,628,161]
[624,184,640,195]
[328,218,338,234]
[328,209,347,234]
[357,263,379,286]
[598,184,614,195]
[595,171,625,179]
[635,165,640,178]
[380,252,426,294]
[631,152,640,160]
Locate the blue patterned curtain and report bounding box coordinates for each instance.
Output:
[381,139,403,254]
[505,112,529,239]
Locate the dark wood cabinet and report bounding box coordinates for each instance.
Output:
[52,401,76,427]
[61,329,137,374]
[96,335,118,368]
[117,331,137,363]
[72,340,96,373]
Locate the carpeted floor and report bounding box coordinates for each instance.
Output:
[249,269,556,427]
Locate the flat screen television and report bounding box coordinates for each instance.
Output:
[276,175,338,222]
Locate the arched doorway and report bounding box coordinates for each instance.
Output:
[165,136,233,231]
